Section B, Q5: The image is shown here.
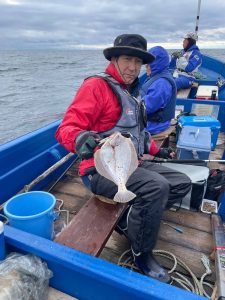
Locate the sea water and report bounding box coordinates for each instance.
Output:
[0,49,225,145]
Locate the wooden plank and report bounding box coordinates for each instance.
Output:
[53,191,87,213]
[52,178,92,211]
[158,222,213,253]
[48,287,77,300]
[53,181,91,198]
[177,88,191,99]
[100,232,216,283]
[162,209,212,233]
[55,196,127,256]
[155,240,216,282]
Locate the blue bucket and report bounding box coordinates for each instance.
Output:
[3,191,56,239]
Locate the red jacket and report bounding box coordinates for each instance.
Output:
[56,63,159,175]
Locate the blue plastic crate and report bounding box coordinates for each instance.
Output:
[177,115,220,150]
[177,126,211,160]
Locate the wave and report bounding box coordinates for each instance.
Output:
[0,48,224,146]
[56,62,78,69]
[0,67,19,73]
[0,93,18,99]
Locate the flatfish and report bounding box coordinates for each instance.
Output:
[94,132,138,203]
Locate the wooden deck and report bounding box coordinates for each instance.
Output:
[51,132,225,294]
[48,287,77,300]
[52,169,215,282]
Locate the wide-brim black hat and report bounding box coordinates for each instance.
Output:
[103,34,155,64]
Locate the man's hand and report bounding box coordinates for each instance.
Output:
[176,56,188,71]
[155,147,175,159]
[75,131,100,159]
[171,51,183,59]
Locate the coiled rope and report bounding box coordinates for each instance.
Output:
[118,249,214,298]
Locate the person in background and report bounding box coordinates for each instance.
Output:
[171,32,202,90]
[56,34,191,283]
[140,46,176,135]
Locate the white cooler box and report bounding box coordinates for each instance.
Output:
[162,163,209,210]
[196,85,218,100]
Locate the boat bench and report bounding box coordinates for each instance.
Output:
[176,82,199,99]
[55,138,169,257]
[177,87,192,99]
[55,196,127,256]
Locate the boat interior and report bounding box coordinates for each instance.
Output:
[1,53,225,299]
[46,129,225,299]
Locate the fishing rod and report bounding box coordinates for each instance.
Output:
[0,153,79,212]
[195,0,202,35]
[147,159,225,165]
[22,152,76,193]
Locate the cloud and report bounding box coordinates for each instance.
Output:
[0,0,225,49]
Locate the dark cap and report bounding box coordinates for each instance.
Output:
[103,34,155,64]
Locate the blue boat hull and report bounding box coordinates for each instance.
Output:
[4,225,204,299]
[0,120,74,204]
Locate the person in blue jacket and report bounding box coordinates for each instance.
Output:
[171,32,202,90]
[140,46,177,135]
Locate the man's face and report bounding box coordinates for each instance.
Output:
[146,64,151,76]
[183,38,189,49]
[112,55,143,84]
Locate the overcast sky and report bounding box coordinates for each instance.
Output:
[1,0,225,50]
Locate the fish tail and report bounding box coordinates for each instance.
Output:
[114,190,136,203]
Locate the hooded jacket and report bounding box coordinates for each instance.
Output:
[56,63,159,175]
[172,44,202,78]
[140,46,176,135]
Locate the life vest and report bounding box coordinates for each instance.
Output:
[90,73,148,156]
[175,48,202,78]
[141,70,176,123]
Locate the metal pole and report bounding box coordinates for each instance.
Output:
[195,0,201,35]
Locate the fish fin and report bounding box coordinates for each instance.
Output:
[94,149,115,183]
[114,190,136,203]
[126,139,139,179]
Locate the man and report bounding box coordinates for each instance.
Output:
[56,34,191,283]
[171,32,202,90]
[140,46,176,135]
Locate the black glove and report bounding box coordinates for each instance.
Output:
[155,147,174,159]
[171,51,182,59]
[75,131,100,159]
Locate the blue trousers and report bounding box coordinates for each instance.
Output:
[175,75,195,90]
